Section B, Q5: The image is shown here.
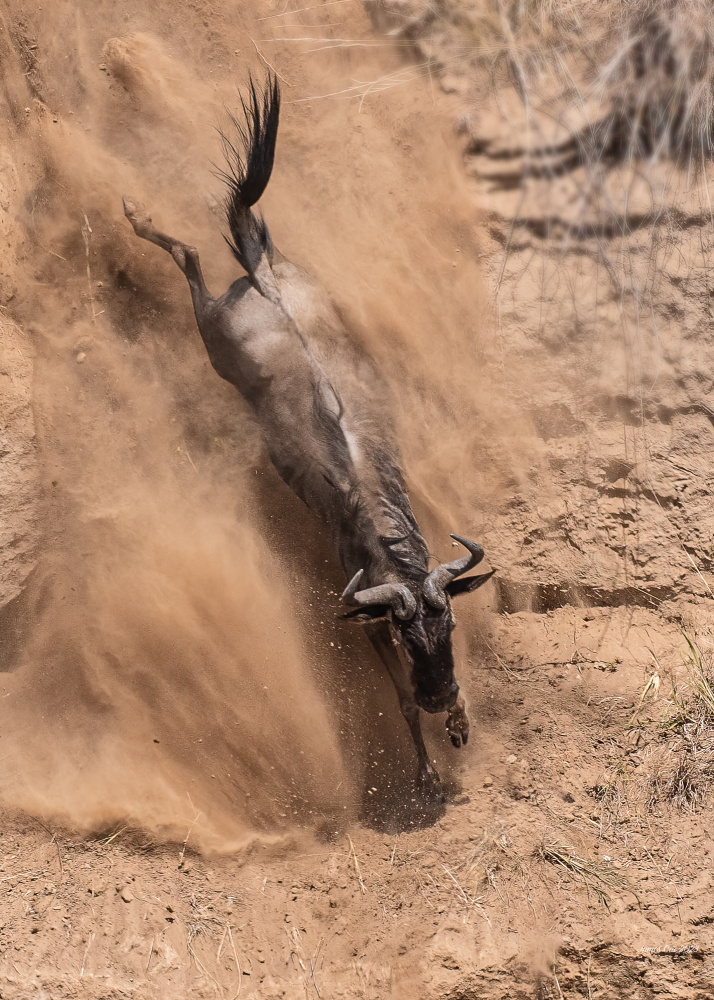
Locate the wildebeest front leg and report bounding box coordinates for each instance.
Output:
[364,621,445,803]
[446,695,470,748]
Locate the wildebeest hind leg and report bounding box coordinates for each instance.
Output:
[122,197,213,318]
[365,622,445,803]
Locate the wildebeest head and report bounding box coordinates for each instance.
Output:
[342,535,495,713]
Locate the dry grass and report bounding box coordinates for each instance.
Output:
[485,3,714,166]
[592,635,714,821]
[685,634,714,715]
[590,0,714,170]
[587,756,630,823]
[370,0,591,101]
[370,0,714,342]
[537,841,634,907]
[647,750,711,811]
[455,825,528,901]
[386,0,714,171]
[645,635,714,810]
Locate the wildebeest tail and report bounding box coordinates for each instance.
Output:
[218,73,281,297]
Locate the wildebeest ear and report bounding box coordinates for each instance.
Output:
[445,569,496,599]
[340,605,391,623]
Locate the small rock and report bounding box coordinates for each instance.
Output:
[482,779,493,788]
[76,352,86,364]
[120,887,134,903]
[454,111,473,135]
[506,754,518,764]
[440,74,464,95]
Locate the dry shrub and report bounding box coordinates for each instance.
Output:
[483,0,714,173]
[376,0,714,173]
[647,748,711,811]
[585,0,714,169]
[492,0,714,174]
[593,637,714,821]
[367,0,587,87]
[479,0,714,176]
[645,636,714,810]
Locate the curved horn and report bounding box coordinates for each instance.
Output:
[342,569,417,621]
[423,534,485,610]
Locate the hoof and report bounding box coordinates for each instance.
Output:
[122,195,151,230]
[446,700,470,748]
[416,766,446,805]
[122,195,139,218]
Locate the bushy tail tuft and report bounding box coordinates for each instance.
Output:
[218,73,281,280]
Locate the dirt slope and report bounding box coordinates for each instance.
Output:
[0,0,512,844]
[0,318,36,608]
[1,0,714,998]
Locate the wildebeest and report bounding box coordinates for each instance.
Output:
[123,75,494,801]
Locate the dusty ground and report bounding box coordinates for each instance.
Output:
[1,0,714,997]
[3,604,714,999]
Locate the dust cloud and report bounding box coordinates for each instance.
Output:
[0,0,531,848]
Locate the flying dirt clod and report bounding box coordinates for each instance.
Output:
[122,73,495,803]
